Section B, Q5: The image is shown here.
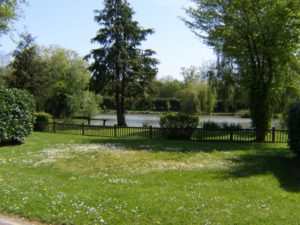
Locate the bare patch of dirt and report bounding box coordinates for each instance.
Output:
[0,214,45,225]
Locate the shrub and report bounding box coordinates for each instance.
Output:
[287,101,300,156]
[34,112,53,131]
[202,121,242,130]
[160,113,199,139]
[202,121,221,130]
[221,122,242,130]
[0,87,35,145]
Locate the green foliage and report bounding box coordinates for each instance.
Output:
[7,39,94,117]
[180,88,200,114]
[0,64,10,87]
[42,47,92,117]
[0,87,35,144]
[7,33,51,111]
[47,81,73,118]
[185,0,300,141]
[202,121,221,130]
[0,0,25,36]
[221,122,242,130]
[86,0,158,126]
[34,112,53,131]
[101,96,115,111]
[70,91,102,118]
[160,113,199,139]
[287,101,300,156]
[208,58,247,113]
[157,78,182,99]
[34,112,53,123]
[42,46,90,94]
[271,53,300,115]
[202,121,242,130]
[180,83,216,114]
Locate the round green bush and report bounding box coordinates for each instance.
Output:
[202,121,221,130]
[287,101,300,156]
[160,113,199,140]
[34,112,53,131]
[0,87,35,145]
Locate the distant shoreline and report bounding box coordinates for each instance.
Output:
[99,110,236,116]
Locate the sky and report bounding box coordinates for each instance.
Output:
[0,0,215,80]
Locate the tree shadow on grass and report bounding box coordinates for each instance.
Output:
[0,141,22,148]
[81,137,285,153]
[227,150,300,192]
[80,137,300,192]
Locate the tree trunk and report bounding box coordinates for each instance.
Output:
[115,94,127,127]
[116,107,126,127]
[249,83,272,142]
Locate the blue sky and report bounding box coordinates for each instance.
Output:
[0,0,215,80]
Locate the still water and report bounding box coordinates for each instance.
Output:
[93,114,282,129]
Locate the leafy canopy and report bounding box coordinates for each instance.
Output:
[0,0,25,36]
[185,0,300,141]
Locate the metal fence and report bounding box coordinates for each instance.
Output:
[34,122,288,143]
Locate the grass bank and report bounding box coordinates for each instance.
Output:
[0,133,299,224]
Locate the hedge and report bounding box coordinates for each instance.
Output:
[34,112,53,131]
[287,101,300,156]
[160,113,199,140]
[0,87,35,144]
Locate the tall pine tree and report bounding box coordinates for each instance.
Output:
[86,0,158,126]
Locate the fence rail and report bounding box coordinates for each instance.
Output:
[34,122,288,143]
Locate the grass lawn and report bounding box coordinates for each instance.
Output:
[0,133,299,224]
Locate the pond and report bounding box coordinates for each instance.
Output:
[92,114,283,129]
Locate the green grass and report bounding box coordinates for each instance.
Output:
[0,133,299,224]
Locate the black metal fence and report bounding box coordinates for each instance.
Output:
[34,122,288,143]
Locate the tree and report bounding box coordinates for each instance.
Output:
[86,0,158,126]
[0,0,25,36]
[42,46,93,117]
[69,91,102,118]
[181,66,202,85]
[185,0,300,141]
[7,33,51,111]
[157,77,182,99]
[180,83,216,114]
[206,56,247,112]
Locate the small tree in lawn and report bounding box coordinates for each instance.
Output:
[86,0,158,126]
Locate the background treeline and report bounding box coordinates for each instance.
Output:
[1,34,299,117]
[101,65,249,114]
[0,34,101,118]
[122,55,300,116]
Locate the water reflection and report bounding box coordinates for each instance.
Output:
[93,114,282,129]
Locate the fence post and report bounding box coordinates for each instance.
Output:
[149,126,153,139]
[53,121,56,133]
[82,123,85,136]
[230,129,233,142]
[272,127,276,143]
[114,125,117,138]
